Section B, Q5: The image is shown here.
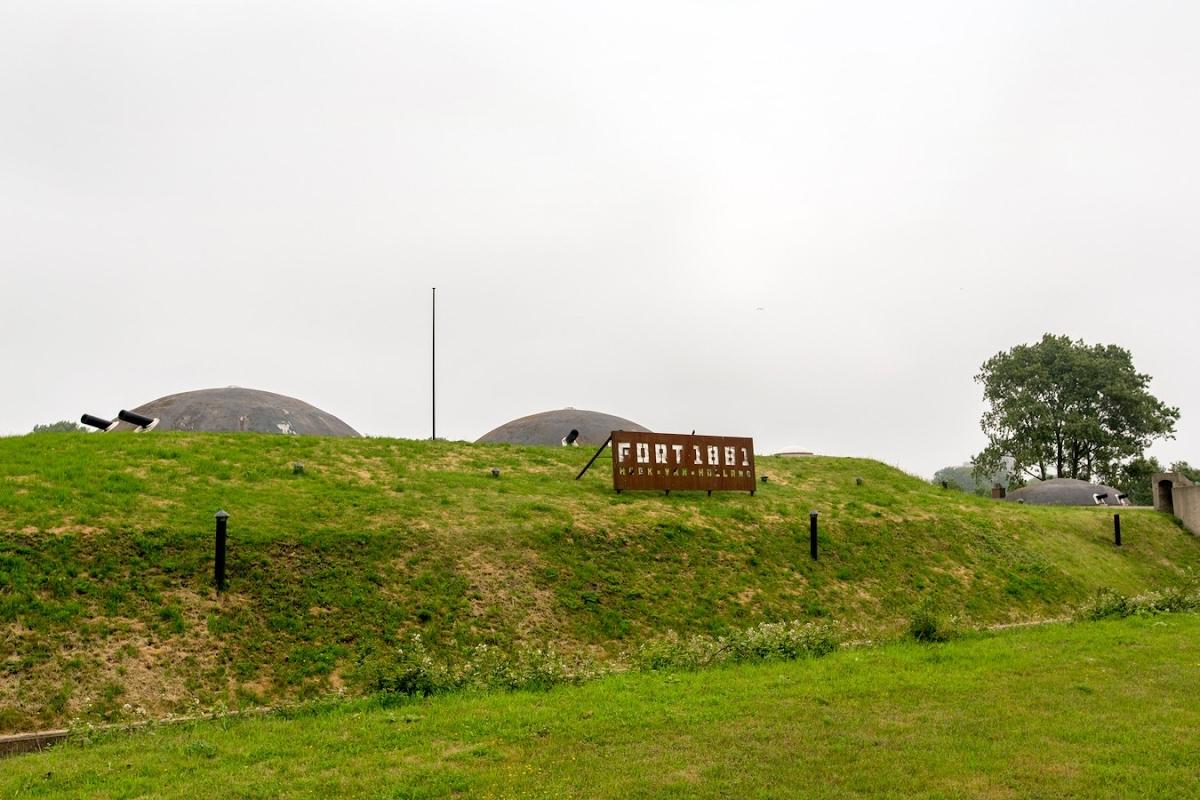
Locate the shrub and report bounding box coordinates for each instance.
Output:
[908,602,951,643]
[1076,586,1200,621]
[1077,588,1130,620]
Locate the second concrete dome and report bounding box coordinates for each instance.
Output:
[1006,478,1123,506]
[476,408,649,447]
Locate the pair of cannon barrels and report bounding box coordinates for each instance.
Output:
[80,409,159,432]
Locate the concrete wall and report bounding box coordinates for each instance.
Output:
[1174,486,1200,536]
[1153,472,1200,535]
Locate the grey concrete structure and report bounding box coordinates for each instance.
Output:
[0,729,68,758]
[1006,477,1123,506]
[1153,472,1200,535]
[476,408,649,447]
[115,387,360,437]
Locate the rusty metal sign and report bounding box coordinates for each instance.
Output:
[611,431,756,494]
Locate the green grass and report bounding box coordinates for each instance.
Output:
[4,614,1199,798]
[1,431,1199,732]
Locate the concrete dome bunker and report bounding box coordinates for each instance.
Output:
[112,387,361,437]
[475,408,649,447]
[1005,478,1124,506]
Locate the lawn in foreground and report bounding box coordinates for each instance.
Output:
[5,614,1200,799]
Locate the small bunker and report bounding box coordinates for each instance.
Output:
[476,408,649,447]
[1006,478,1123,506]
[114,387,360,437]
[1153,472,1200,534]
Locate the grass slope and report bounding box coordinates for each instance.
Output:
[1,432,1198,732]
[4,615,1199,798]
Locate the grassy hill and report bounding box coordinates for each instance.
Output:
[2,431,1198,733]
[5,615,1199,798]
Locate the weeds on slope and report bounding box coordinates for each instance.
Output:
[1075,583,1200,620]
[365,619,841,697]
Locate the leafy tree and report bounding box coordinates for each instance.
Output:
[1170,461,1200,483]
[31,420,85,433]
[1108,455,1163,506]
[1108,458,1199,505]
[933,462,1012,495]
[933,464,974,493]
[973,335,1178,484]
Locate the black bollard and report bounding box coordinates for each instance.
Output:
[809,511,819,560]
[214,510,229,591]
[1114,513,1121,547]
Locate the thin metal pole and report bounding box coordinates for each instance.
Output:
[432,287,436,441]
[1114,513,1121,546]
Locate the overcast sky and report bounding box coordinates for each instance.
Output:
[2,1,1197,478]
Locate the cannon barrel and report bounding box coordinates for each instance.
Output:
[118,409,159,431]
[80,414,116,431]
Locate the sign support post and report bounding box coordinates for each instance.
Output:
[576,434,613,481]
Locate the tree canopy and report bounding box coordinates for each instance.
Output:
[933,462,1011,495]
[1108,455,1163,506]
[1168,460,1200,484]
[30,420,85,433]
[973,335,1178,485]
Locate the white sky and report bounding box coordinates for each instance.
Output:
[2,1,1197,478]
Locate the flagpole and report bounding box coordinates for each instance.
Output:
[432,287,436,441]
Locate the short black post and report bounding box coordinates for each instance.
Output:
[809,511,819,560]
[1113,513,1121,547]
[214,510,229,591]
